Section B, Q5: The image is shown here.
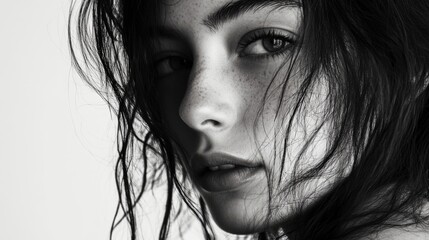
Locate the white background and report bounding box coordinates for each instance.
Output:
[0,1,227,239]
[0,1,119,239]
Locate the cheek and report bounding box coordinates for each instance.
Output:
[242,63,299,148]
[234,62,284,128]
[157,71,199,154]
[256,76,335,207]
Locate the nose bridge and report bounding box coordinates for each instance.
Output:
[179,55,237,132]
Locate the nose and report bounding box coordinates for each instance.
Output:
[179,59,238,133]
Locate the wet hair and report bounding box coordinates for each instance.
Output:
[69,0,429,239]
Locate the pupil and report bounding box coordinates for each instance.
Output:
[169,57,191,70]
[262,37,285,52]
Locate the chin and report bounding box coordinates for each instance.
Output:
[199,185,271,234]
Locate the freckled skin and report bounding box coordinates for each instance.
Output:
[156,0,335,234]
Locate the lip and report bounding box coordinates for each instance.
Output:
[191,153,264,192]
[191,152,261,176]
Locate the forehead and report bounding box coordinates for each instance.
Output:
[158,0,301,33]
[160,0,213,23]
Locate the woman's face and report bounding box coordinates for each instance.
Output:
[155,0,334,234]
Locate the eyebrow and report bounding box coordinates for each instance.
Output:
[203,0,301,32]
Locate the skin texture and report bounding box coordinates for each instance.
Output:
[156,0,348,235]
[69,0,429,237]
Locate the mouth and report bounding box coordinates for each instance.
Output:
[191,153,264,192]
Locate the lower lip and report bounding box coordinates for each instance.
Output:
[197,166,264,192]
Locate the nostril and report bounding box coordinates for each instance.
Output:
[201,119,222,127]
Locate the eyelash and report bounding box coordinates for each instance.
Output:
[154,29,296,78]
[237,29,296,60]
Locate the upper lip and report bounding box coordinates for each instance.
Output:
[191,152,262,176]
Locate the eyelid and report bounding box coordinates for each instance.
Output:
[154,51,190,63]
[154,37,191,60]
[154,53,193,79]
[236,28,297,58]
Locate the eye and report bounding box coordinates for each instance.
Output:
[155,55,192,78]
[237,28,296,59]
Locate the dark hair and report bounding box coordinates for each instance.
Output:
[69,0,429,239]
